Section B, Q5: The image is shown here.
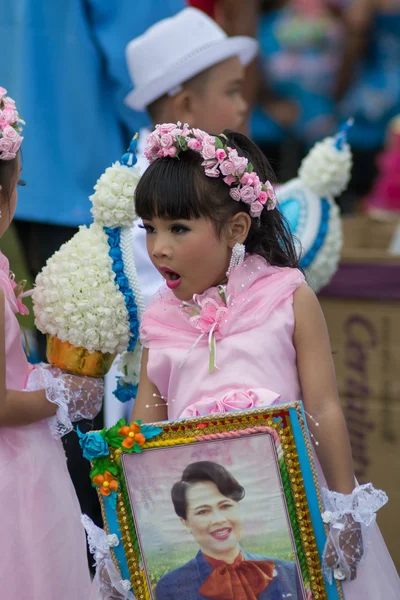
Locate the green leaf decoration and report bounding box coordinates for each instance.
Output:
[104,418,126,447]
[90,457,119,480]
[134,442,143,453]
[105,431,125,449]
[247,162,254,173]
[214,137,224,150]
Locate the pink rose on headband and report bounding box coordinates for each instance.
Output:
[231,156,248,176]
[258,191,268,205]
[158,123,176,135]
[250,201,263,218]
[164,146,177,158]
[192,128,207,142]
[266,180,276,199]
[145,132,160,153]
[202,159,220,178]
[254,179,262,198]
[202,143,216,160]
[188,138,202,152]
[3,125,19,142]
[11,138,23,154]
[219,159,235,177]
[0,138,12,152]
[215,149,227,162]
[3,109,19,125]
[3,97,16,109]
[229,188,241,201]
[240,185,256,204]
[223,175,237,185]
[0,152,16,160]
[0,87,7,100]
[160,133,174,149]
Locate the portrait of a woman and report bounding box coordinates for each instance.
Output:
[155,461,302,600]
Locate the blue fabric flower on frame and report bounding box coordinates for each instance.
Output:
[77,428,109,460]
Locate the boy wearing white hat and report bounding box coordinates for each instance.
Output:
[104,7,258,426]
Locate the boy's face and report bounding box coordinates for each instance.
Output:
[184,57,248,133]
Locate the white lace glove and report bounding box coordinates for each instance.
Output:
[26,364,104,439]
[321,484,388,583]
[81,515,134,600]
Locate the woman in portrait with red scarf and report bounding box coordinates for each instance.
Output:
[155,461,302,600]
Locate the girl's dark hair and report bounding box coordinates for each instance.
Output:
[0,157,19,214]
[171,461,245,520]
[135,129,299,268]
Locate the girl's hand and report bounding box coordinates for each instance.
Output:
[323,514,364,581]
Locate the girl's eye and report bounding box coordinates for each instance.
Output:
[171,224,189,234]
[17,179,26,187]
[221,503,233,510]
[139,223,155,233]
[196,509,208,516]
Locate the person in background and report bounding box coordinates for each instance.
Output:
[0,88,104,598]
[335,0,400,202]
[187,0,261,110]
[104,7,258,427]
[252,0,343,179]
[0,0,185,566]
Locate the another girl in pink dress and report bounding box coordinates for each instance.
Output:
[131,122,400,598]
[0,89,103,598]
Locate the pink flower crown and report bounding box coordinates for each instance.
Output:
[144,122,277,218]
[0,88,24,161]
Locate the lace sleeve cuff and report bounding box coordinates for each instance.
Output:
[26,365,73,438]
[321,483,388,527]
[26,365,104,439]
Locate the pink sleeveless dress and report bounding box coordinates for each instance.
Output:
[0,252,91,599]
[141,254,400,599]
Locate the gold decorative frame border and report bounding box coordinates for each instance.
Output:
[98,402,344,600]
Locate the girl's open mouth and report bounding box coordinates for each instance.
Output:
[160,267,182,290]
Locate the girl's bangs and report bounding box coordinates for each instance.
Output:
[135,155,207,221]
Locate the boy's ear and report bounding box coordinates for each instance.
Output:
[227,212,251,247]
[170,89,197,126]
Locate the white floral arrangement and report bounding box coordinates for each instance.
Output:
[90,163,140,229]
[277,121,353,293]
[33,138,144,387]
[33,223,130,354]
[298,121,353,198]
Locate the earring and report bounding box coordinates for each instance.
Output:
[226,243,245,277]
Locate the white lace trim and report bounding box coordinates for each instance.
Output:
[26,365,72,438]
[321,484,388,583]
[322,483,388,527]
[26,365,104,439]
[81,515,135,600]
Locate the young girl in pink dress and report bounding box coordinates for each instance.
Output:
[0,89,103,599]
[131,122,400,598]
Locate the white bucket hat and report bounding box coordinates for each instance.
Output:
[125,7,258,111]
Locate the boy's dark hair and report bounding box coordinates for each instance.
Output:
[171,461,245,520]
[135,129,299,269]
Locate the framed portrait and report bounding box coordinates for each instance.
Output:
[85,402,344,600]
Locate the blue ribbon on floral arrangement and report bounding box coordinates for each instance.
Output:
[104,226,139,352]
[299,198,330,269]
